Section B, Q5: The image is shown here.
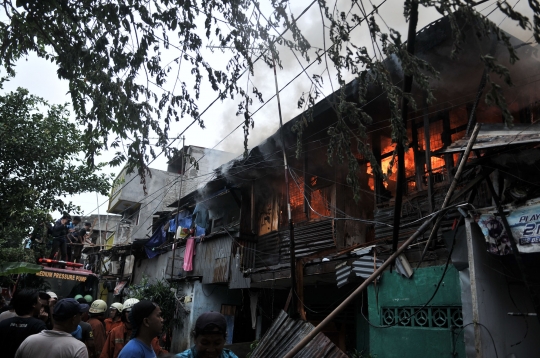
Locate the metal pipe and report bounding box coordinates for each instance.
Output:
[283,212,437,358]
[271,50,298,318]
[392,0,419,253]
[419,123,482,264]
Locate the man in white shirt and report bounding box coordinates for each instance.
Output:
[15,298,89,358]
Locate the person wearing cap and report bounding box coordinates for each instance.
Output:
[0,289,46,358]
[88,299,108,358]
[176,312,238,358]
[77,298,96,358]
[14,298,89,358]
[118,300,164,358]
[105,302,124,334]
[100,299,167,358]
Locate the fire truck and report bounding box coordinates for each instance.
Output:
[18,258,99,299]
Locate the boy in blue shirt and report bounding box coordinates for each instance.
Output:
[118,301,163,358]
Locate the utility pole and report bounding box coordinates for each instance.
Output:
[391,0,419,254]
[271,50,299,319]
[170,136,185,284]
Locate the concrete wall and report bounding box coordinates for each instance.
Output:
[163,146,238,208]
[462,219,540,358]
[109,168,171,244]
[171,280,242,353]
[133,250,242,354]
[367,265,465,358]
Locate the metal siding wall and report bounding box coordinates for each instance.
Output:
[196,236,232,284]
[254,220,336,268]
[229,239,253,289]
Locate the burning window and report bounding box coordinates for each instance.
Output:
[289,176,307,224]
[367,143,416,193]
[310,186,332,220]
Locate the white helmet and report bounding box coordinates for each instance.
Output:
[89,299,107,314]
[110,302,123,312]
[122,298,140,312]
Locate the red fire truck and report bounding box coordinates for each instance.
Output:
[18,259,99,299]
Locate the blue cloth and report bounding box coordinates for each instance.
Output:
[193,203,209,229]
[71,324,82,340]
[170,213,205,237]
[118,338,156,358]
[169,210,190,232]
[176,347,238,358]
[144,226,167,259]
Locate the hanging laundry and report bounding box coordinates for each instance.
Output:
[183,238,196,271]
[144,226,167,259]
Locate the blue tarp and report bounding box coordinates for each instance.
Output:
[144,226,167,259]
[169,212,205,237]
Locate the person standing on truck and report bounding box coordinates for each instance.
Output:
[118,301,164,358]
[88,299,107,358]
[14,298,89,358]
[0,289,46,358]
[100,299,167,358]
[70,222,91,263]
[104,302,123,335]
[49,214,70,261]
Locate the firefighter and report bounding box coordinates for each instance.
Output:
[88,300,107,358]
[104,302,123,335]
[99,299,167,358]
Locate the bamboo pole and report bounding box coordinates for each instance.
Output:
[418,123,481,264]
[283,213,437,358]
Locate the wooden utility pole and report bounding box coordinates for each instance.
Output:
[392,0,419,253]
[271,50,299,319]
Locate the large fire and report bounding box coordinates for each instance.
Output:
[288,175,331,223]
[366,106,469,193]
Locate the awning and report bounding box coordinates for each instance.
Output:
[0,262,42,276]
[442,123,540,153]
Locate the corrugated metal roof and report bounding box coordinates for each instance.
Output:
[249,310,348,358]
[255,220,337,269]
[335,262,352,288]
[352,256,383,279]
[442,123,540,153]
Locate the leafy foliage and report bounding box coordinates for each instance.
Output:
[127,277,180,331]
[0,88,110,262]
[0,1,537,201]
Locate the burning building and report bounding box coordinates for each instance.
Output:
[108,11,540,358]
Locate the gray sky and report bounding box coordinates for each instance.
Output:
[2,0,533,218]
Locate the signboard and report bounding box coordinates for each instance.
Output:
[35,270,87,282]
[478,203,540,255]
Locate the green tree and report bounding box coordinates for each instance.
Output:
[0,1,535,195]
[0,87,110,263]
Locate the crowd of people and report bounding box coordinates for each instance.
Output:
[0,289,239,358]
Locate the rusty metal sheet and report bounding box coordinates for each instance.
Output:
[192,235,232,284]
[442,123,540,153]
[249,310,348,358]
